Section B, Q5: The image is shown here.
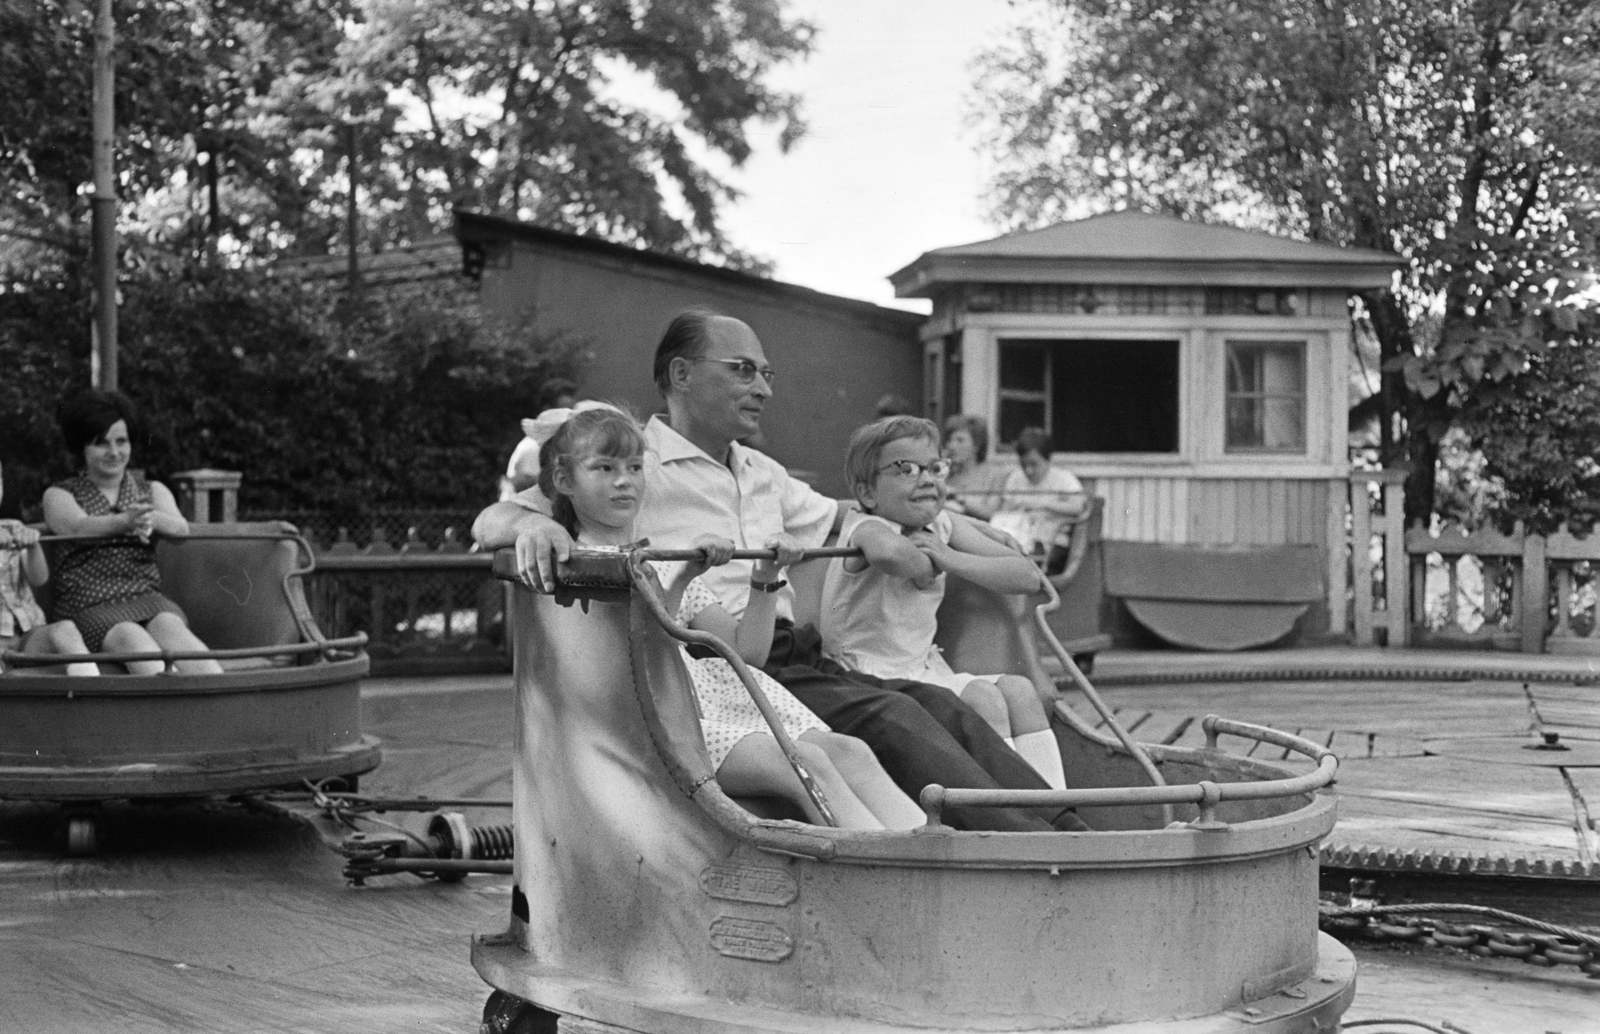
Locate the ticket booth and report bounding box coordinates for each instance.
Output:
[890,212,1401,644]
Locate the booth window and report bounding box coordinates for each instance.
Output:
[1226,341,1305,452]
[998,339,1180,453]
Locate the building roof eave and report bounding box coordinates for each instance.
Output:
[454,210,924,333]
[889,255,1401,296]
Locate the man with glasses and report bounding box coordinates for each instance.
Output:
[473,308,1086,833]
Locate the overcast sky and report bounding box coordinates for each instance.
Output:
[711,0,1030,312]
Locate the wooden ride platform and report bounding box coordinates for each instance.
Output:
[0,676,514,1034]
[2,666,1598,1033]
[1080,648,1600,893]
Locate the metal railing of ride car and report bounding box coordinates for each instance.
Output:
[918,720,1338,830]
[569,545,1190,831]
[0,528,366,672]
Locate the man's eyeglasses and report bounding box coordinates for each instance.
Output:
[690,357,776,385]
[877,458,952,480]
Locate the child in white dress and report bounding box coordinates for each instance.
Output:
[820,417,1070,790]
[0,459,97,676]
[535,405,922,830]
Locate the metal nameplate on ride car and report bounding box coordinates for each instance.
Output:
[708,915,794,963]
[699,863,798,906]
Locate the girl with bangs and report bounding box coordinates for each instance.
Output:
[537,404,921,830]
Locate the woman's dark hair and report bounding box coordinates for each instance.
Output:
[652,308,718,395]
[536,378,579,413]
[1015,426,1053,460]
[537,407,647,535]
[58,389,142,459]
[942,414,990,464]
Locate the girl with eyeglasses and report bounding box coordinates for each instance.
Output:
[818,416,1071,791]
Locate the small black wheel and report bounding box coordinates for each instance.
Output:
[1071,653,1096,677]
[66,815,97,857]
[480,990,558,1034]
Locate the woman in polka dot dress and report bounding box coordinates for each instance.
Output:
[42,391,222,676]
[533,405,923,830]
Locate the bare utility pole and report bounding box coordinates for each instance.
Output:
[345,123,361,302]
[90,0,118,390]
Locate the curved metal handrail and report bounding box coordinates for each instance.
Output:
[625,553,839,827]
[1,632,368,671]
[919,717,1338,829]
[1032,578,1172,825]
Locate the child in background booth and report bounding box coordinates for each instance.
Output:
[820,417,1070,790]
[989,427,1088,575]
[0,459,98,676]
[536,405,923,830]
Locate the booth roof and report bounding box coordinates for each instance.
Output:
[890,211,1402,295]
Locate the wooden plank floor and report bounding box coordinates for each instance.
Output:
[0,678,515,1034]
[1075,678,1600,867]
[4,673,1599,1032]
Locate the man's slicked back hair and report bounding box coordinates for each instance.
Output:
[653,308,720,396]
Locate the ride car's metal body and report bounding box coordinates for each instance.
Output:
[474,548,1354,1033]
[0,523,378,831]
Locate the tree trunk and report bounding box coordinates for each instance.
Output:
[1359,289,1413,465]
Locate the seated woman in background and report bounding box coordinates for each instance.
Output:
[0,457,98,676]
[940,415,1007,521]
[42,391,222,676]
[989,427,1088,575]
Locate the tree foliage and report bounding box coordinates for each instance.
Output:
[1,0,813,267]
[0,262,585,520]
[1457,307,1600,534]
[971,0,1600,522]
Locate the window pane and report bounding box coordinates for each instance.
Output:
[1225,341,1305,453]
[1050,339,1180,452]
[999,399,1047,445]
[1000,343,1048,390]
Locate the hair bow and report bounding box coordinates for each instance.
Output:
[506,401,626,487]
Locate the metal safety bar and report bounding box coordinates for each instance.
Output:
[1,632,368,671]
[625,554,840,827]
[918,717,1338,829]
[1032,579,1172,824]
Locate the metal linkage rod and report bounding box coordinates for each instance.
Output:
[626,554,840,828]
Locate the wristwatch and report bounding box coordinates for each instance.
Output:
[749,578,788,594]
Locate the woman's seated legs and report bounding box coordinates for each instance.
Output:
[716,734,884,829]
[801,730,923,829]
[144,611,222,675]
[102,620,167,676]
[102,613,223,676]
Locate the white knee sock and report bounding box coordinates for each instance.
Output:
[1014,730,1067,790]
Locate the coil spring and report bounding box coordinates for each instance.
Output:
[470,823,515,860]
